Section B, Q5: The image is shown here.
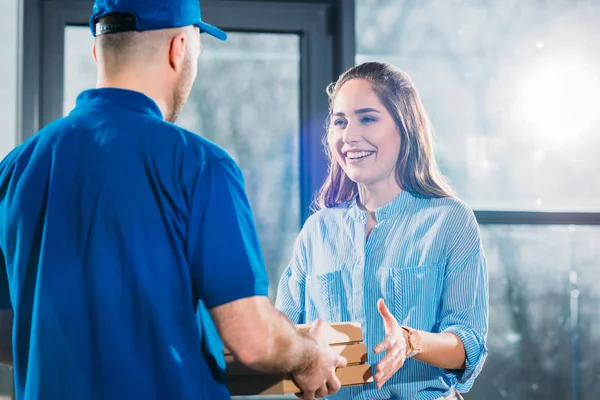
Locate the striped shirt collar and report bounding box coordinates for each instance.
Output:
[345,189,417,222]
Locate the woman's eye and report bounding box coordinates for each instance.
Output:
[361,116,376,124]
[333,119,346,127]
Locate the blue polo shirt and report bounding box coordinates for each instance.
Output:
[0,88,269,399]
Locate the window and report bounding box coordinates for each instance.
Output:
[0,0,18,396]
[177,32,301,301]
[356,0,600,212]
[0,0,18,159]
[63,26,97,116]
[481,225,599,398]
[356,0,600,397]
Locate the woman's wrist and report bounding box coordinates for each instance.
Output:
[400,326,422,358]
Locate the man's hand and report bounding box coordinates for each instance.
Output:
[292,320,347,399]
[373,299,407,388]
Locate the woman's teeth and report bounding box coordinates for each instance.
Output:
[346,151,374,159]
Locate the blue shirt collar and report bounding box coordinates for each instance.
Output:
[347,190,416,222]
[74,88,164,120]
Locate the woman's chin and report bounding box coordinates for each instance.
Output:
[347,172,375,187]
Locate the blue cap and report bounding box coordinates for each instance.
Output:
[89,0,227,40]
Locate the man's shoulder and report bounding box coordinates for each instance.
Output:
[0,123,54,174]
[67,103,235,165]
[154,121,235,165]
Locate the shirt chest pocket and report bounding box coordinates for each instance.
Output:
[386,264,445,330]
[306,269,352,323]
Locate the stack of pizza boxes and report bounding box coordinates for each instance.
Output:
[225,322,373,396]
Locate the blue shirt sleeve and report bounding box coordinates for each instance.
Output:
[438,218,489,392]
[187,158,269,309]
[275,228,307,324]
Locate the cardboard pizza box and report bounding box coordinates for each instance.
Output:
[226,342,368,376]
[227,363,373,396]
[223,322,363,355]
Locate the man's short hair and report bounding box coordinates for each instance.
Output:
[95,13,140,54]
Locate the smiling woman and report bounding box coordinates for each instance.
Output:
[329,82,401,188]
[276,61,489,400]
[316,62,455,210]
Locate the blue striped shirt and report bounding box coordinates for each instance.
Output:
[275,190,488,400]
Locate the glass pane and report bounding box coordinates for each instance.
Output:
[64,28,301,302]
[0,0,17,395]
[178,33,301,301]
[0,0,18,159]
[356,1,600,212]
[469,225,600,399]
[64,27,97,115]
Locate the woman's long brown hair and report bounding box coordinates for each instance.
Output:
[314,61,455,210]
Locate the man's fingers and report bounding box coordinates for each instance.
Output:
[315,383,329,398]
[336,355,348,368]
[298,390,316,400]
[308,319,325,338]
[327,374,342,395]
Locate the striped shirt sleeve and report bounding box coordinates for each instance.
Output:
[275,229,308,324]
[438,209,489,391]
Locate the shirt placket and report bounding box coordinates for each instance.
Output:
[351,216,367,322]
[354,214,385,323]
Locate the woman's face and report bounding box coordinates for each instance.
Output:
[328,79,401,189]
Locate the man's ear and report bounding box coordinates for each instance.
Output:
[168,33,187,72]
[92,44,97,63]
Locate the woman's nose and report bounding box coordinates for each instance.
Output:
[342,123,361,143]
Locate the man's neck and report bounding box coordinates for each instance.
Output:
[96,74,169,119]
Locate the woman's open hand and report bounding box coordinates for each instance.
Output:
[373,298,407,388]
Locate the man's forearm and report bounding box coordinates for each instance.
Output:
[245,309,318,374]
[210,296,320,375]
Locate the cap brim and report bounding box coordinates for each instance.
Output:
[197,21,227,41]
